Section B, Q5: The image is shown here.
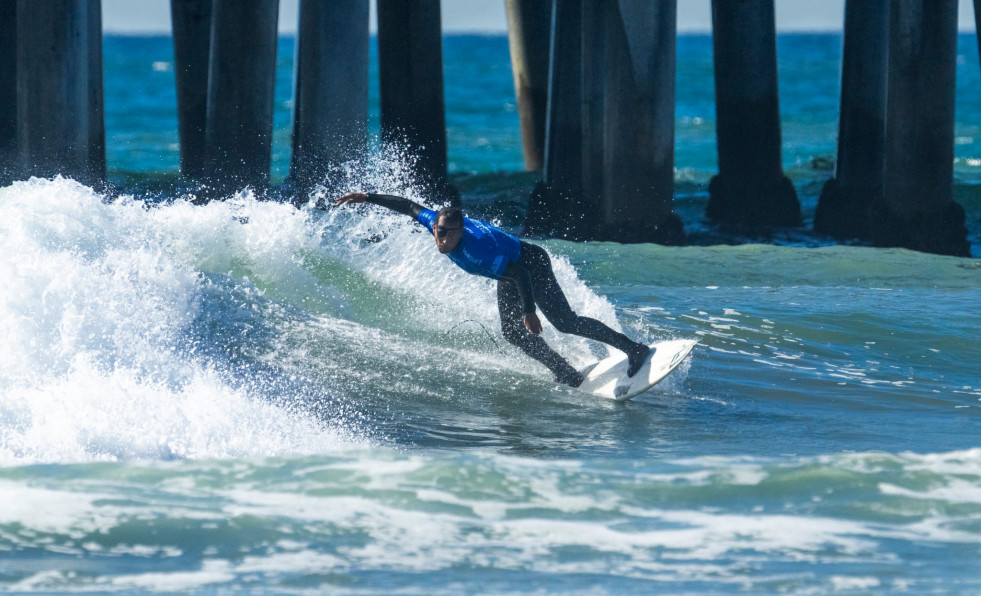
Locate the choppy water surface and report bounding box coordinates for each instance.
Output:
[1,178,978,593]
[0,33,979,594]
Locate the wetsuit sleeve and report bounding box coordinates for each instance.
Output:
[365,194,425,219]
[501,261,536,314]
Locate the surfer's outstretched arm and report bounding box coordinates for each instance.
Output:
[335,192,424,219]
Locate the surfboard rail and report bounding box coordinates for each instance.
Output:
[577,339,697,401]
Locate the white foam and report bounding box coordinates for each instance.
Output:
[2,449,979,590]
[0,480,118,535]
[110,560,236,592]
[0,172,652,465]
[0,178,364,464]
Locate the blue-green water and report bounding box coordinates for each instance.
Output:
[0,34,979,594]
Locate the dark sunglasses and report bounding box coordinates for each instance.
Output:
[436,225,461,238]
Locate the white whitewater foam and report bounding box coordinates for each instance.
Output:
[0,170,650,465]
[0,177,363,464]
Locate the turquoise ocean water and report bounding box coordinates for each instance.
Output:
[0,34,979,593]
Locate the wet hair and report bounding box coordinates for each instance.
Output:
[436,206,464,227]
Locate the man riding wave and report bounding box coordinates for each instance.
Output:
[335,192,652,387]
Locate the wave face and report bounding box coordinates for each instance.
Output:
[0,176,626,465]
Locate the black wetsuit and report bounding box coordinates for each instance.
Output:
[363,194,646,384]
[497,241,644,383]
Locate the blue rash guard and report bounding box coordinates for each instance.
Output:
[417,209,522,280]
[354,193,647,385]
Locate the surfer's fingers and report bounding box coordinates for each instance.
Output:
[523,313,543,335]
[334,192,367,206]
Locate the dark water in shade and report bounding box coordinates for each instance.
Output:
[0,34,978,594]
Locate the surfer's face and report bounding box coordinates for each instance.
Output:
[434,216,463,254]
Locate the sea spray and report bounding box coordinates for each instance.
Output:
[0,174,638,465]
[0,178,366,464]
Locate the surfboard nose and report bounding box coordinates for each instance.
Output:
[578,339,697,401]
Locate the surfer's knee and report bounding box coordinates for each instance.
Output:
[548,313,581,335]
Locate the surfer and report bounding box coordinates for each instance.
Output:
[334,192,652,387]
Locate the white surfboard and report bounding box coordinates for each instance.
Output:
[577,339,697,401]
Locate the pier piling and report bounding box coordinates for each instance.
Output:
[170,0,212,183]
[87,0,105,184]
[525,0,584,237]
[815,0,889,241]
[527,0,682,244]
[581,0,682,244]
[505,0,551,172]
[290,0,370,199]
[880,0,969,256]
[975,0,981,64]
[204,0,279,196]
[0,0,972,257]
[707,0,800,228]
[1,1,16,185]
[377,0,451,200]
[16,0,105,187]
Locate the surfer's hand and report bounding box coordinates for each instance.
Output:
[523,312,542,335]
[334,192,368,207]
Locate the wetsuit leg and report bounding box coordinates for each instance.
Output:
[520,243,643,356]
[497,276,580,381]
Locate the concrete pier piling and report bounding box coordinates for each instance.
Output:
[170,0,212,183]
[377,0,450,199]
[527,0,682,244]
[976,0,981,65]
[1,1,16,185]
[815,0,889,241]
[0,0,972,257]
[505,0,551,172]
[87,0,105,184]
[581,0,682,244]
[204,0,279,195]
[707,0,799,228]
[525,0,583,237]
[16,0,105,187]
[290,0,370,199]
[880,0,969,256]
